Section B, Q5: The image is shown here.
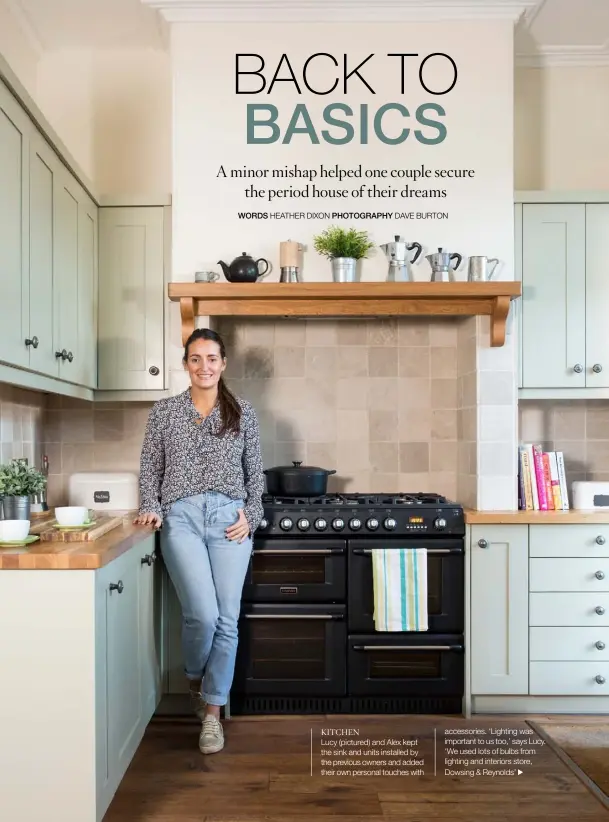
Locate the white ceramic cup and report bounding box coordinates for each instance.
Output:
[55,506,89,527]
[0,519,30,542]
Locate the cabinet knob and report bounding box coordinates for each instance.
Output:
[596,606,606,615]
[595,675,606,685]
[55,349,66,360]
[149,365,160,376]
[593,364,603,373]
[109,580,124,594]
[573,363,583,373]
[596,570,605,580]
[477,538,489,549]
[597,535,606,545]
[141,553,156,566]
[25,336,39,349]
[596,641,606,651]
[67,351,74,363]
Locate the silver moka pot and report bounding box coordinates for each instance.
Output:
[425,247,463,282]
[379,236,422,282]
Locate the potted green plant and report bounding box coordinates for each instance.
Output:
[312,226,374,282]
[0,458,47,520]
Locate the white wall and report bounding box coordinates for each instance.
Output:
[35,47,171,196]
[170,22,514,284]
[515,65,609,190]
[0,0,39,98]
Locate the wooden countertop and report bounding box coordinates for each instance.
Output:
[0,517,156,570]
[465,509,609,524]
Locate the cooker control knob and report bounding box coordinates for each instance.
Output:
[280,517,293,531]
[259,518,269,530]
[384,517,397,530]
[366,517,379,531]
[314,518,327,531]
[297,518,310,531]
[332,517,345,531]
[349,518,362,530]
[434,517,447,530]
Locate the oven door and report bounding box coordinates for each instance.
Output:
[348,634,464,697]
[348,539,464,633]
[233,603,346,696]
[242,538,346,602]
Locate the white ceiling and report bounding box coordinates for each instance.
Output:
[4,0,609,65]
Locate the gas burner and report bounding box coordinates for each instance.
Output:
[262,491,456,507]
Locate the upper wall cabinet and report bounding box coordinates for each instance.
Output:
[0,81,31,370]
[0,79,98,390]
[518,200,609,394]
[98,207,167,391]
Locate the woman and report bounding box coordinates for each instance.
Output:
[134,328,264,755]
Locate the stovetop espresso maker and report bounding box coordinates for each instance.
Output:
[379,236,423,282]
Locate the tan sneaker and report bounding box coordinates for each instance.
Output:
[189,690,207,721]
[199,714,224,755]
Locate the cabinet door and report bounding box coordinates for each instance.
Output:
[521,204,586,388]
[0,81,29,368]
[104,548,143,791]
[137,536,162,720]
[53,170,80,381]
[76,195,98,388]
[161,561,189,694]
[98,207,165,390]
[585,204,609,387]
[470,524,529,694]
[29,132,59,378]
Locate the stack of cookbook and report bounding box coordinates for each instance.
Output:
[518,444,569,511]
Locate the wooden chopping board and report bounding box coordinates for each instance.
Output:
[38,515,124,542]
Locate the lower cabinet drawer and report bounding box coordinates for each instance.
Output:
[530,661,609,695]
[530,627,609,661]
[530,558,609,592]
[530,593,609,626]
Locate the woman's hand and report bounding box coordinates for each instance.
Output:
[133,512,162,529]
[225,508,250,543]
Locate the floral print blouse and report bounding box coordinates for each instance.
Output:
[138,389,265,534]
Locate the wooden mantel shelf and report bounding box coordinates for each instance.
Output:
[168,281,521,347]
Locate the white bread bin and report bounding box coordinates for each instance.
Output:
[572,481,609,510]
[68,472,139,513]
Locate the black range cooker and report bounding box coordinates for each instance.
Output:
[231,492,465,715]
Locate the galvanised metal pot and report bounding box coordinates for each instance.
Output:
[331,257,357,282]
[264,461,337,497]
[2,495,31,520]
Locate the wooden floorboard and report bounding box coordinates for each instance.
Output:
[104,715,609,821]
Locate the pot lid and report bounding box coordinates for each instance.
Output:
[264,461,331,472]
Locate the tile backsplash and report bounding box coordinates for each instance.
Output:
[217,317,466,499]
[519,399,609,484]
[42,398,152,505]
[1,316,478,507]
[0,384,46,469]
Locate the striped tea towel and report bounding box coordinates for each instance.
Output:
[372,548,428,631]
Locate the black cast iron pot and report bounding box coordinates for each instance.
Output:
[264,461,336,497]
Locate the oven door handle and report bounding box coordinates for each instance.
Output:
[243,613,343,620]
[253,548,345,556]
[352,644,464,652]
[351,548,462,555]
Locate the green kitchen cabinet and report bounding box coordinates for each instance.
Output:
[97,206,166,391]
[520,203,586,389]
[0,81,30,370]
[584,204,609,388]
[0,77,99,391]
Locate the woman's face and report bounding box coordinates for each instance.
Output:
[185,338,226,390]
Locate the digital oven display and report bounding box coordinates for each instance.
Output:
[408,516,424,523]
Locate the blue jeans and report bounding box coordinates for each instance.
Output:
[160,492,252,706]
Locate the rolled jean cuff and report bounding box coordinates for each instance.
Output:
[203,692,226,706]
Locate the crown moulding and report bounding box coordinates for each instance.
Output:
[141,0,539,23]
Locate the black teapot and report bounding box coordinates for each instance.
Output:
[218,252,270,283]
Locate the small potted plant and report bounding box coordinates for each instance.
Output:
[313,226,374,282]
[0,458,47,520]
